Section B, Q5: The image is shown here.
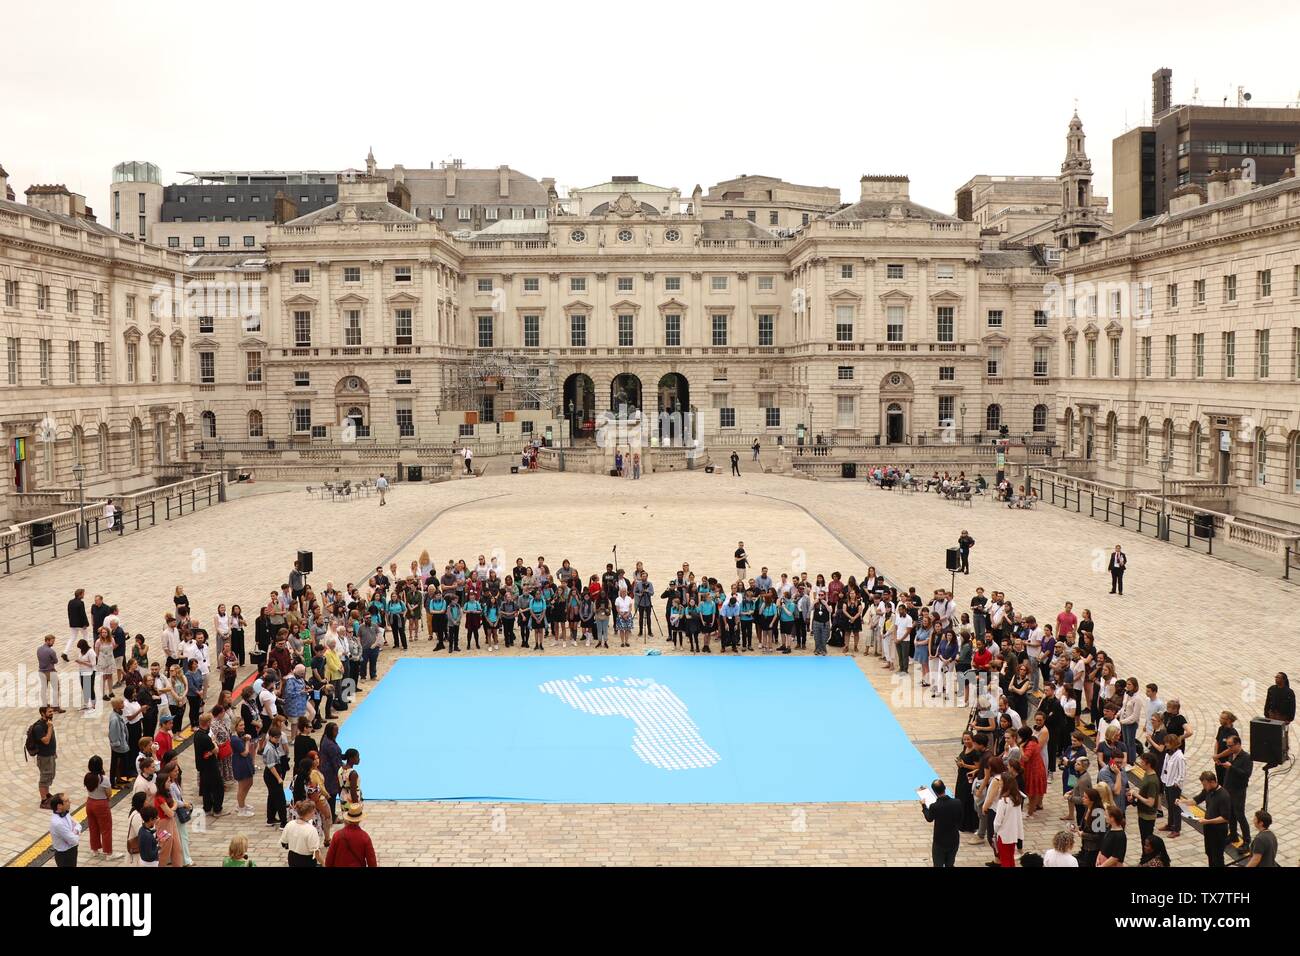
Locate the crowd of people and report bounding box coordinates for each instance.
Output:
[27,530,1294,869]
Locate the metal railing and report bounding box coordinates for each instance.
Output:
[1028,468,1300,578]
[1,474,221,576]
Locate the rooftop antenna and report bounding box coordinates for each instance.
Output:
[1192,79,1199,105]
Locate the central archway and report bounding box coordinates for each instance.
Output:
[610,373,642,415]
[657,373,689,415]
[563,373,596,439]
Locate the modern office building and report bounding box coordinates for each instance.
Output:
[1112,68,1300,229]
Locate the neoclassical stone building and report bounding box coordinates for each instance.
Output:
[0,169,191,524]
[1055,164,1300,530]
[188,170,1059,455]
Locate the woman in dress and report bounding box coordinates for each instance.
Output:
[1007,664,1032,722]
[955,732,982,832]
[153,767,185,867]
[214,604,232,660]
[75,639,96,710]
[841,589,863,656]
[1020,726,1047,816]
[94,628,116,702]
[211,702,234,783]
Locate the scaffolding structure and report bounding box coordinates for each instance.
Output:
[446,351,561,415]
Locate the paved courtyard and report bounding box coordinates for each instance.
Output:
[2,469,1294,867]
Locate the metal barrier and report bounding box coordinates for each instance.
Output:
[2,475,219,575]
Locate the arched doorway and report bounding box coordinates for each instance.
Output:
[563,373,596,440]
[610,373,642,415]
[657,372,690,444]
[335,375,370,437]
[657,373,689,415]
[885,403,905,444]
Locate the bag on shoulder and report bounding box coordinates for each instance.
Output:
[24,721,43,758]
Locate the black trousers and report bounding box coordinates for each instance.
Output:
[54,847,78,867]
[110,749,133,781]
[1110,569,1124,594]
[932,843,958,868]
[390,614,407,649]
[230,628,246,665]
[731,462,740,476]
[502,619,515,646]
[265,769,287,826]
[1204,826,1227,866]
[1227,787,1250,843]
[1164,784,1182,833]
[637,606,651,635]
[740,620,753,649]
[199,765,224,813]
[959,549,970,573]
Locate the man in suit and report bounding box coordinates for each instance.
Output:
[1107,544,1127,595]
[920,779,964,867]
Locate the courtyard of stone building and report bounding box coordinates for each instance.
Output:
[1,467,1294,868]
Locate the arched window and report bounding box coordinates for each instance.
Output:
[1107,412,1119,461]
[1138,417,1150,463]
[1032,404,1048,433]
[97,423,109,473]
[1256,428,1268,486]
[200,411,217,440]
[1291,431,1300,494]
[985,404,1002,431]
[175,414,187,462]
[130,419,142,470]
[1064,407,1075,452]
[248,410,264,438]
[1189,421,1202,475]
[71,426,84,468]
[1162,419,1174,464]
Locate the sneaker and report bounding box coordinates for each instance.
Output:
[106,852,125,860]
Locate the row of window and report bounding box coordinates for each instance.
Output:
[832,262,956,281]
[1068,266,1300,319]
[1067,328,1300,380]
[168,235,258,249]
[1137,329,1299,379]
[833,305,1048,343]
[4,280,106,316]
[3,337,182,386]
[720,209,810,227]
[1085,414,1300,492]
[177,193,335,205]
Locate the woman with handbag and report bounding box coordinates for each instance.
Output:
[125,791,148,866]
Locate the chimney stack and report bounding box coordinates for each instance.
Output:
[24,184,78,217]
[859,175,910,202]
[1168,183,1204,213]
[0,162,8,201]
[1152,67,1172,119]
[498,165,510,198]
[445,163,457,198]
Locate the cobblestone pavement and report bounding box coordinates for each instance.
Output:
[2,471,1292,867]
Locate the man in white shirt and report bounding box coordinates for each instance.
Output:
[1095,702,1122,748]
[1118,679,1143,762]
[894,607,914,671]
[996,697,1023,730]
[375,473,389,506]
[1023,617,1043,691]
[161,617,182,670]
[186,633,210,679]
[461,446,474,475]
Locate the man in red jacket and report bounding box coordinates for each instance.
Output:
[326,804,377,867]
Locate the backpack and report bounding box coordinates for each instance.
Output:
[25,721,45,758]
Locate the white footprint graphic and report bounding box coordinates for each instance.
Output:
[539,675,721,770]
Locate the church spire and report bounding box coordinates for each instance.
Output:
[1054,111,1102,250]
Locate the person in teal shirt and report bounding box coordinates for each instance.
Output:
[446,598,462,653]
[387,594,408,650]
[697,596,717,653]
[484,599,500,651]
[777,596,797,654]
[759,595,779,653]
[739,592,756,652]
[528,594,547,651]
[463,597,482,650]
[427,593,447,650]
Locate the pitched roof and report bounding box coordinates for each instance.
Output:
[0,197,123,239]
[701,219,778,240]
[378,167,548,208]
[827,198,958,222]
[283,201,420,226]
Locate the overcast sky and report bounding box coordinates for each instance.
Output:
[5,0,1300,218]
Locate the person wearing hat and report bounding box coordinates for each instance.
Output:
[325,803,377,867]
[154,714,175,767]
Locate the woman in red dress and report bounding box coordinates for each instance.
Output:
[1020,726,1048,816]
